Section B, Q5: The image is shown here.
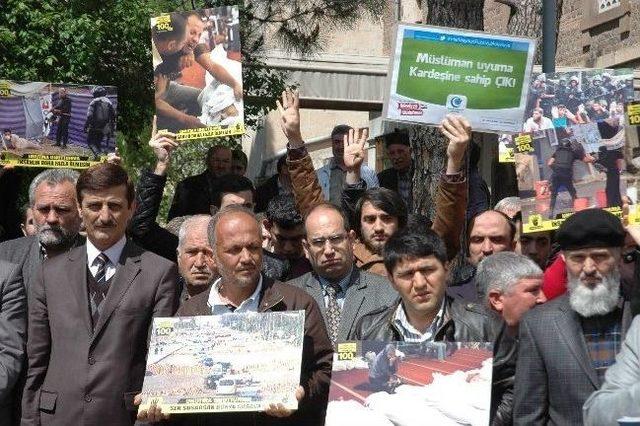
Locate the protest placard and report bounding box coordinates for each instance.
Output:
[383,24,536,133]
[628,100,640,126]
[522,68,634,132]
[325,340,493,426]
[151,6,244,142]
[513,121,638,232]
[0,80,117,168]
[139,311,304,414]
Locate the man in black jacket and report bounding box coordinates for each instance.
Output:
[476,251,546,426]
[376,130,412,209]
[352,228,494,342]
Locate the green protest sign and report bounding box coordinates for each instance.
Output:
[384,24,536,133]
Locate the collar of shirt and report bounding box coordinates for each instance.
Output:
[394,299,446,342]
[207,275,263,315]
[86,236,126,281]
[318,266,353,297]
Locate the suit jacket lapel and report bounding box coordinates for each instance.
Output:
[67,245,93,335]
[91,241,141,343]
[305,274,327,326]
[337,269,366,341]
[554,300,599,388]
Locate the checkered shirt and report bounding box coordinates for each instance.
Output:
[581,307,623,383]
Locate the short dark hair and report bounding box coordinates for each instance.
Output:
[265,194,302,229]
[330,124,352,139]
[206,145,231,165]
[3,129,10,134]
[232,149,248,167]
[211,174,256,208]
[383,228,447,274]
[355,188,407,238]
[152,12,187,43]
[76,163,135,206]
[304,202,351,233]
[466,210,517,244]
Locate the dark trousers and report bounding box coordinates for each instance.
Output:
[605,172,622,208]
[56,119,70,146]
[87,130,105,159]
[549,171,577,218]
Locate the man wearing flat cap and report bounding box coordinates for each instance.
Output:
[513,208,634,425]
[377,130,413,209]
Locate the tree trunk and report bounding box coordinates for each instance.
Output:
[410,0,484,217]
[497,0,564,64]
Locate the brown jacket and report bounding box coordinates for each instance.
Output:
[287,149,467,273]
[173,277,333,426]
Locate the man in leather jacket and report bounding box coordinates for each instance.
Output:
[351,228,495,342]
[476,251,547,426]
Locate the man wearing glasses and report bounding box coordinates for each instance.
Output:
[287,202,397,346]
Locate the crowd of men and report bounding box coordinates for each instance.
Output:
[1,88,639,426]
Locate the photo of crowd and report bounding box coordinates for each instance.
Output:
[0,81,117,166]
[523,68,634,131]
[151,6,244,140]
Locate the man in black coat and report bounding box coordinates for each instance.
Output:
[376,130,413,209]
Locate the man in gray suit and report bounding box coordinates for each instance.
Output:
[0,261,26,426]
[287,202,397,345]
[0,169,83,291]
[21,163,178,426]
[514,209,633,425]
[583,315,640,425]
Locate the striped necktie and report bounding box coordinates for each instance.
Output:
[91,253,110,326]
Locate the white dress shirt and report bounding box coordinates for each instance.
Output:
[86,236,126,281]
[207,275,263,315]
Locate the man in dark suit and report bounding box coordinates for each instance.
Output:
[514,209,633,425]
[287,202,397,345]
[22,163,178,426]
[167,145,232,220]
[0,261,26,426]
[0,169,83,291]
[376,130,413,209]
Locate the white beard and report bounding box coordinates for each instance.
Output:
[568,269,620,317]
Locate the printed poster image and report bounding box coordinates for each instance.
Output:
[522,68,634,132]
[627,100,640,126]
[513,121,639,232]
[151,6,244,141]
[325,341,493,426]
[139,311,305,414]
[384,23,536,133]
[0,80,117,168]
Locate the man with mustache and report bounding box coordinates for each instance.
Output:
[513,208,633,425]
[175,215,217,302]
[0,169,83,291]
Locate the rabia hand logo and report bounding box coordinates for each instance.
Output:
[446,94,467,111]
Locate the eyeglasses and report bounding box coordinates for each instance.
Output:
[308,233,347,250]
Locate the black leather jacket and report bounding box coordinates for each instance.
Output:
[350,295,497,342]
[491,319,518,426]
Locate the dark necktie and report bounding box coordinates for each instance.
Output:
[325,283,342,346]
[91,253,110,325]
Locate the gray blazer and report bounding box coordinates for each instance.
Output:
[0,235,84,292]
[583,316,640,425]
[513,295,632,425]
[21,241,178,426]
[286,267,397,343]
[0,261,26,426]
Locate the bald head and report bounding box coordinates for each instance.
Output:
[468,210,516,266]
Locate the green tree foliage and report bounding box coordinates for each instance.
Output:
[0,0,383,220]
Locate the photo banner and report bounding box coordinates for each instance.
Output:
[0,80,118,168]
[325,340,493,425]
[384,24,536,133]
[151,5,244,142]
[139,311,304,414]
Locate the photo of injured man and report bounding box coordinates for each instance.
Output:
[326,341,493,426]
[0,80,117,167]
[151,6,244,141]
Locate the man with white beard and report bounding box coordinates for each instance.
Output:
[513,208,633,426]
